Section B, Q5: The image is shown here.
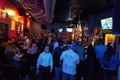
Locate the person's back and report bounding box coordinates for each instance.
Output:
[102,45,119,70]
[95,44,106,63]
[60,48,79,76]
[103,54,119,70]
[101,44,119,80]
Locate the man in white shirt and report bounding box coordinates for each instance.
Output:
[60,46,79,80]
[36,46,53,80]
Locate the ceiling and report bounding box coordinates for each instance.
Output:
[54,0,113,22]
[9,0,113,24]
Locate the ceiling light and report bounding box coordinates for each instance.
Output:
[5,9,16,16]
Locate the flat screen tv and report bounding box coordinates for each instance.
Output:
[101,17,112,30]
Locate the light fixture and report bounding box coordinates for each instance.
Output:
[5,9,16,17]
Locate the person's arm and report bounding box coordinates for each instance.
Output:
[60,52,64,64]
[36,54,42,70]
[76,55,80,65]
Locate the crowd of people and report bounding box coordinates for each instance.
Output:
[0,33,120,80]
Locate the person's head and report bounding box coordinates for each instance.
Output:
[44,45,50,53]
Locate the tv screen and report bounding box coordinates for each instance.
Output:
[101,17,112,30]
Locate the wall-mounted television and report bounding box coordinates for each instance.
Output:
[101,17,112,30]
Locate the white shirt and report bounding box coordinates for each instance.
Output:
[37,52,53,72]
[60,49,79,75]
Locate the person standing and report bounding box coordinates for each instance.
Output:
[101,43,119,80]
[36,45,53,80]
[27,42,38,80]
[60,45,79,80]
[53,43,63,80]
[94,39,106,80]
[86,44,98,80]
[12,48,24,80]
[95,39,106,64]
[71,41,86,80]
[27,43,38,66]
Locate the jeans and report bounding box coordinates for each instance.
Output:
[38,65,50,80]
[54,67,62,80]
[62,72,75,80]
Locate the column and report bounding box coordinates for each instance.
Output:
[112,0,120,34]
